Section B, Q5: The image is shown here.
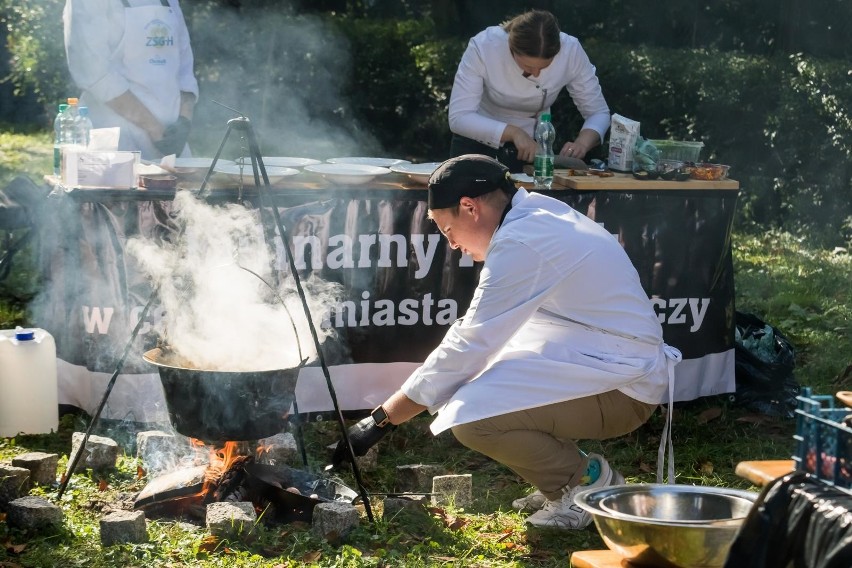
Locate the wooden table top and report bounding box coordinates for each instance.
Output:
[48,169,740,198]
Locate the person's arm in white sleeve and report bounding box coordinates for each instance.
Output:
[401,238,558,411]
[64,0,128,104]
[64,0,166,140]
[561,40,610,153]
[172,1,199,104]
[448,40,508,149]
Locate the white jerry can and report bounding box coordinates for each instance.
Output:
[0,327,59,437]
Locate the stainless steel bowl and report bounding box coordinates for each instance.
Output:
[574,484,757,568]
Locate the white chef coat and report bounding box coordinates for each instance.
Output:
[401,189,672,435]
[63,0,199,158]
[448,26,610,149]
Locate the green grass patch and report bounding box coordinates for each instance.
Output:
[2,132,851,566]
[0,129,52,189]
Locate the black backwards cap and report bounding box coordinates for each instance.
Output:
[427,154,516,209]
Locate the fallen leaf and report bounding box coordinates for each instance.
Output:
[3,539,26,555]
[137,466,146,480]
[197,535,220,553]
[496,529,515,542]
[98,479,108,492]
[302,550,321,562]
[447,517,469,531]
[696,407,723,424]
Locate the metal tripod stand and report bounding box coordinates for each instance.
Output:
[58,115,377,523]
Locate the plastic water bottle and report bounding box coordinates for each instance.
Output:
[53,103,70,175]
[77,106,93,148]
[534,113,556,189]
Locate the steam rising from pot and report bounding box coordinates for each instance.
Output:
[127,191,340,371]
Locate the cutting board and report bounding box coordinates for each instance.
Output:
[554,171,739,191]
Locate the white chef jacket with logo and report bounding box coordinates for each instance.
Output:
[448,25,610,149]
[401,189,671,435]
[63,0,199,158]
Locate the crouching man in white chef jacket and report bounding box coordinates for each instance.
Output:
[63,0,199,160]
[332,154,681,530]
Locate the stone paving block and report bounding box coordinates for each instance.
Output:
[12,452,59,486]
[69,433,120,471]
[100,510,148,546]
[206,501,257,539]
[256,432,299,466]
[312,501,360,541]
[396,464,446,493]
[355,445,379,472]
[6,496,63,530]
[382,494,429,521]
[0,464,31,509]
[431,474,473,508]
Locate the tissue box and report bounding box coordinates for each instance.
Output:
[62,148,140,189]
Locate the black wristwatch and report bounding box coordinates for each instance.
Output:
[370,405,391,428]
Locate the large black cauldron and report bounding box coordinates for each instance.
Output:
[143,348,299,443]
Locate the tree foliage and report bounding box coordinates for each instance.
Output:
[1,0,850,243]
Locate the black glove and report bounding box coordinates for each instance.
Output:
[154,116,192,156]
[330,415,395,469]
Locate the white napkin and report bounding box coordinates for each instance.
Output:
[88,127,120,151]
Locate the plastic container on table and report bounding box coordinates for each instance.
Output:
[648,139,704,162]
[0,327,59,437]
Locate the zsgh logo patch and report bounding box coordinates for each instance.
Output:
[145,19,174,48]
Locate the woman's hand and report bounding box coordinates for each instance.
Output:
[559,140,591,160]
[559,129,601,161]
[504,125,538,162]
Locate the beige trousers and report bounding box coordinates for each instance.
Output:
[451,390,657,500]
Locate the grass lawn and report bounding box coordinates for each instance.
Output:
[1,130,851,566]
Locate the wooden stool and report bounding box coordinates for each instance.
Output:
[734,460,795,487]
[570,549,638,567]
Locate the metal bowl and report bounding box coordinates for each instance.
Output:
[574,484,757,568]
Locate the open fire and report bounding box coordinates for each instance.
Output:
[134,438,357,524]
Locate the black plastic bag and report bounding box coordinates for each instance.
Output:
[724,472,852,567]
[732,311,800,418]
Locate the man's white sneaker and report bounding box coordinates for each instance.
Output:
[525,454,624,530]
[511,490,547,512]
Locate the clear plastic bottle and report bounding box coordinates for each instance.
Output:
[77,106,93,148]
[534,113,556,189]
[53,103,70,176]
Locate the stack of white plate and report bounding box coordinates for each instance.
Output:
[304,163,392,185]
